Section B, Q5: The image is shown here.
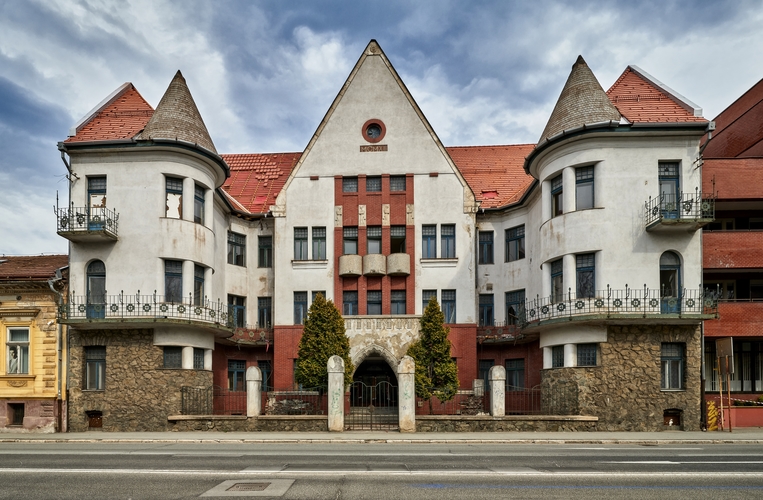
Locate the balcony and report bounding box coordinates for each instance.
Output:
[363,254,386,276]
[522,285,717,329]
[477,322,537,345]
[59,291,234,337]
[56,205,119,242]
[338,254,362,277]
[386,253,410,276]
[645,190,714,232]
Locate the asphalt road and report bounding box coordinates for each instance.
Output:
[0,442,762,499]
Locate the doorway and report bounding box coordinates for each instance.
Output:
[345,355,398,430]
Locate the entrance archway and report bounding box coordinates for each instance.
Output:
[346,350,399,430]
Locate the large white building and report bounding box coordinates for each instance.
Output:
[56,41,715,432]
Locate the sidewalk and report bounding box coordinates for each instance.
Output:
[2,428,763,444]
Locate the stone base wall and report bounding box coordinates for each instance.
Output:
[0,399,57,433]
[416,416,598,432]
[542,324,701,431]
[68,329,212,432]
[167,416,327,432]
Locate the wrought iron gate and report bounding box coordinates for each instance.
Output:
[345,380,398,430]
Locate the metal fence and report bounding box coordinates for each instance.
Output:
[263,387,327,415]
[645,190,715,227]
[415,388,486,415]
[346,381,398,430]
[505,383,578,415]
[181,385,246,416]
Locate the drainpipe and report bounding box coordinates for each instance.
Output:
[47,266,66,433]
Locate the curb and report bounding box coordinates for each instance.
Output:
[3,438,763,445]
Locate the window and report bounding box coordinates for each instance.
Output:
[391,290,406,314]
[478,231,494,264]
[86,260,106,319]
[442,290,456,323]
[551,174,563,217]
[165,260,182,303]
[366,176,382,192]
[422,225,437,258]
[312,227,326,260]
[258,236,272,268]
[506,289,525,326]
[367,290,382,315]
[576,253,595,298]
[343,177,358,192]
[390,226,406,253]
[441,224,455,258]
[422,290,437,312]
[577,344,597,366]
[658,162,680,217]
[193,265,205,306]
[575,166,594,210]
[661,343,685,390]
[505,225,525,262]
[660,251,681,313]
[479,294,494,326]
[166,177,183,219]
[228,295,246,328]
[343,227,358,255]
[84,346,106,390]
[294,227,308,260]
[505,359,525,390]
[259,360,273,391]
[343,291,358,316]
[163,346,182,368]
[193,348,204,370]
[367,226,382,254]
[294,292,308,325]
[194,184,205,224]
[6,327,29,374]
[228,360,245,391]
[7,403,24,426]
[227,231,246,266]
[258,297,272,328]
[390,175,406,191]
[551,259,564,303]
[552,345,564,368]
[87,176,107,229]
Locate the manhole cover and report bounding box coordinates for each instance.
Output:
[227,483,270,492]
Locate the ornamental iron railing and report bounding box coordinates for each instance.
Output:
[55,204,119,238]
[59,291,235,329]
[414,388,486,416]
[645,189,715,227]
[181,385,247,415]
[505,383,578,415]
[523,285,716,326]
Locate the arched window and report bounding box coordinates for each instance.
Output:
[660,251,681,313]
[86,260,106,319]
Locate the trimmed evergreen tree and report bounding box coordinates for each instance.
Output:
[406,296,459,413]
[294,293,354,388]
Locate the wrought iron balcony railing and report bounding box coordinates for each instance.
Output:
[522,285,717,327]
[645,189,714,229]
[59,291,234,330]
[55,205,119,240]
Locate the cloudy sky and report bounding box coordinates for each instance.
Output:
[1,0,762,255]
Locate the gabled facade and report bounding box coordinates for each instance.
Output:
[56,41,716,431]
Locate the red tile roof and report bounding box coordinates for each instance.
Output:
[447,144,536,209]
[220,153,302,214]
[607,68,706,124]
[66,85,154,143]
[0,255,68,281]
[703,77,763,158]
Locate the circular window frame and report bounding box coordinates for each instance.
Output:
[361,119,386,144]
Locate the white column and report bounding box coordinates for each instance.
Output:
[563,253,576,300]
[204,349,212,370]
[563,166,576,213]
[489,366,506,417]
[204,187,213,228]
[397,356,416,433]
[327,355,345,432]
[541,262,551,298]
[182,260,194,305]
[541,180,551,221]
[181,346,193,370]
[182,177,195,222]
[246,366,262,417]
[543,346,553,369]
[564,343,576,368]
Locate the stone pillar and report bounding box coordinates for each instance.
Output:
[564,343,575,367]
[398,355,415,433]
[181,346,193,369]
[327,355,345,432]
[246,366,262,417]
[489,365,506,417]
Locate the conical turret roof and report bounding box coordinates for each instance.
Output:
[538,56,621,143]
[137,70,217,153]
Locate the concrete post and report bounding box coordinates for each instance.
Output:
[327,355,345,432]
[489,365,506,417]
[246,366,262,417]
[398,355,416,433]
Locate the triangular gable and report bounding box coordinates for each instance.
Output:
[607,66,706,124]
[273,40,477,215]
[65,83,154,143]
[221,153,300,214]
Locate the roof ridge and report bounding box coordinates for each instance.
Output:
[627,65,702,117]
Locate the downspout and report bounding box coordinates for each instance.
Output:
[47,266,66,433]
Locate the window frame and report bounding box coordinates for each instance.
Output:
[343,291,358,316]
[552,345,565,368]
[84,345,106,390]
[505,225,525,262]
[164,260,183,303]
[258,235,273,268]
[391,290,406,315]
[194,184,205,225]
[366,176,382,192]
[163,346,182,369]
[312,227,326,260]
[6,327,29,375]
[441,224,455,258]
[342,177,358,193]
[575,166,594,210]
[193,265,205,306]
[422,225,437,258]
[294,291,308,325]
[551,259,564,303]
[551,174,563,217]
[390,226,406,254]
[367,290,382,315]
[479,293,494,326]
[228,294,246,328]
[343,227,358,255]
[576,253,595,299]
[442,289,456,323]
[577,343,597,367]
[422,290,437,313]
[193,347,205,370]
[228,360,246,392]
[227,231,246,266]
[661,342,685,390]
[478,231,494,264]
[258,297,272,328]
[294,227,309,260]
[390,175,406,192]
[505,289,525,326]
[165,176,183,219]
[505,358,525,390]
[367,226,382,254]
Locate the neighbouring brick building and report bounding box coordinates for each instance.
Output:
[56,40,717,432]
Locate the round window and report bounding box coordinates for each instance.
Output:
[361,119,386,143]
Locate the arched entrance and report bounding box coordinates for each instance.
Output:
[346,352,398,430]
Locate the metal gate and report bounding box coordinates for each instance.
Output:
[345,380,398,430]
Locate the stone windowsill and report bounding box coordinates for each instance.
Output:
[292,260,329,269]
[420,258,458,268]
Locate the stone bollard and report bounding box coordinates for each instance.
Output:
[327,355,345,432]
[246,366,263,417]
[398,355,416,433]
[489,365,506,417]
